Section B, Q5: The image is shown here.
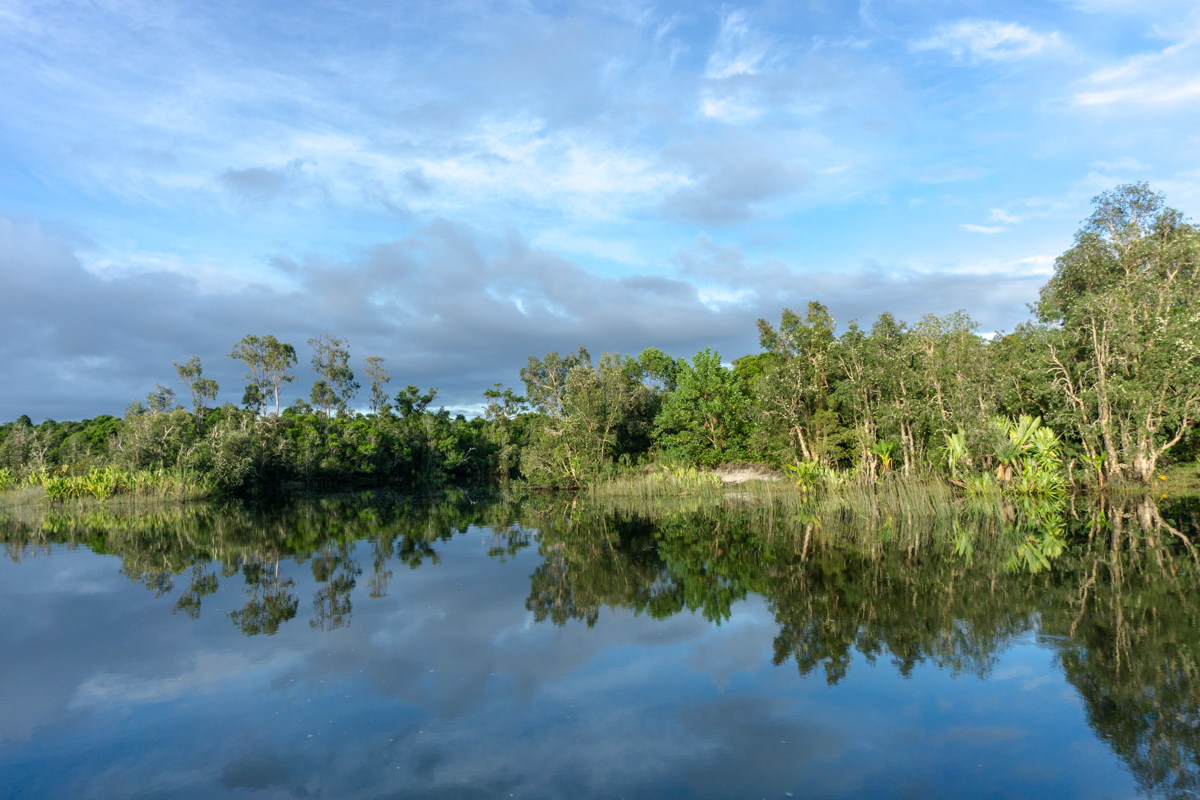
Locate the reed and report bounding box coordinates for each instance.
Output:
[587,466,959,521]
[2,465,219,503]
[580,465,1060,569]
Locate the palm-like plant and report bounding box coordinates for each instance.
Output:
[941,429,969,480]
[869,440,897,474]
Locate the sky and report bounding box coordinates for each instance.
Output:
[2,0,1199,420]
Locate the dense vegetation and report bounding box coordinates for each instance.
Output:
[2,183,1198,496]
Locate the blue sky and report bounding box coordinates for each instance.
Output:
[2,0,1199,418]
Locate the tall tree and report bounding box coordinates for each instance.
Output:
[229,335,297,417]
[755,302,840,463]
[1037,183,1200,481]
[362,356,390,414]
[174,356,219,428]
[308,333,359,417]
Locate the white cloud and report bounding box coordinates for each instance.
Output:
[960,223,1008,234]
[705,10,772,79]
[1008,255,1056,276]
[912,20,1064,63]
[989,209,1023,224]
[1089,156,1151,171]
[1073,25,1200,105]
[69,651,293,709]
[700,91,763,123]
[530,231,649,267]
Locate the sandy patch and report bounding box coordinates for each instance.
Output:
[715,465,782,485]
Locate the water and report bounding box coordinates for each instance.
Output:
[0,492,1197,799]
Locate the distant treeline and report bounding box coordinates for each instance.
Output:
[1,183,1198,493]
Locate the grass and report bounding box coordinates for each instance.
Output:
[0,465,219,506]
[590,464,957,512]
[587,465,975,540]
[566,466,1089,575]
[1157,461,1200,498]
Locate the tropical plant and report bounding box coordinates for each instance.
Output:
[870,440,897,474]
[941,429,968,481]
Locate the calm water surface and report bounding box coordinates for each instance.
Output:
[0,492,1197,799]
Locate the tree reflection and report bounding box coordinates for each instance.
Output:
[1043,496,1200,799]
[2,489,1197,798]
[309,543,360,632]
[230,557,298,636]
[520,492,1200,798]
[172,564,219,619]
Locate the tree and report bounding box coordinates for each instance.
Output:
[308,333,359,417]
[520,350,653,484]
[145,384,176,414]
[229,334,297,417]
[520,346,590,420]
[395,385,438,417]
[241,383,265,414]
[626,347,683,393]
[310,544,361,632]
[362,356,390,414]
[309,380,337,416]
[174,356,219,428]
[654,348,750,466]
[755,302,840,463]
[1037,183,1200,481]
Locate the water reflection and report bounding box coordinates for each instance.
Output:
[2,490,1198,798]
[230,558,298,636]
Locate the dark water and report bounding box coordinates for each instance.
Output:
[1,492,1198,799]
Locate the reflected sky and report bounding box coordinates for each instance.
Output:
[0,499,1179,799]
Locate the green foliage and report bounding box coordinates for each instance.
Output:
[395,385,439,418]
[940,429,968,479]
[870,440,897,473]
[783,459,845,492]
[648,464,723,491]
[174,356,219,428]
[32,465,217,501]
[1037,183,1200,481]
[520,350,656,486]
[229,334,297,416]
[482,383,530,479]
[990,415,1066,496]
[626,347,684,392]
[654,348,749,467]
[362,356,390,414]
[145,384,176,414]
[308,333,359,416]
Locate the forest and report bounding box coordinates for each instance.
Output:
[1,183,1198,498]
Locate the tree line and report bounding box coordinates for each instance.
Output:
[1,183,1197,492]
[498,183,1200,488]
